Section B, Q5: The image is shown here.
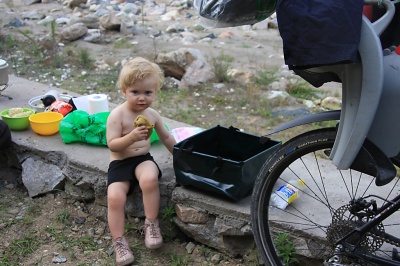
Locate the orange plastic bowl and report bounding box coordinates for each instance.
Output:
[29,112,64,136]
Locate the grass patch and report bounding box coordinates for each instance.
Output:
[254,67,278,87]
[70,236,98,251]
[161,206,176,242]
[1,235,40,264]
[170,251,190,266]
[273,233,299,265]
[124,221,140,234]
[114,37,131,49]
[0,34,17,53]
[56,209,71,225]
[253,98,273,118]
[210,51,233,83]
[286,80,325,100]
[77,48,95,69]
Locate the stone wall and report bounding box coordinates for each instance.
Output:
[1,141,257,258]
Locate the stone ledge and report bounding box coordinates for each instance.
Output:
[172,186,255,257]
[4,140,256,257]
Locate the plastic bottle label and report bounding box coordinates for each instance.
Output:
[276,184,298,204]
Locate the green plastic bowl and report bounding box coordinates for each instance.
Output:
[0,108,35,131]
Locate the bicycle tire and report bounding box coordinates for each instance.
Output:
[251,128,400,266]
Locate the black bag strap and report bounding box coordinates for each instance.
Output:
[173,139,194,172]
[210,156,223,177]
[230,124,272,145]
[174,138,224,177]
[259,135,271,144]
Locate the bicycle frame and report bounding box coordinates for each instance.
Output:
[252,1,400,265]
[335,193,400,265]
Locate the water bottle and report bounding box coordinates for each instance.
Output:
[271,179,305,210]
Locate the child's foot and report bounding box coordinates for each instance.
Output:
[144,218,163,249]
[113,236,134,266]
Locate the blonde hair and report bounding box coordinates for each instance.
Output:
[117,57,164,92]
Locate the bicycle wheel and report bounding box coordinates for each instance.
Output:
[251,128,400,266]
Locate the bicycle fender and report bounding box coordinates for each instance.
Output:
[264,110,340,136]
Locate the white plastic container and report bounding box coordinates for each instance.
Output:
[28,94,72,113]
[271,179,305,210]
[0,59,9,86]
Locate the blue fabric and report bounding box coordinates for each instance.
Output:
[276,0,364,68]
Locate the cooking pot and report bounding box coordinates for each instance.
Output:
[0,59,9,86]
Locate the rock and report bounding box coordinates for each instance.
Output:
[227,69,255,84]
[180,31,199,40]
[180,59,214,88]
[173,187,255,257]
[218,31,235,39]
[63,164,105,203]
[83,29,102,43]
[321,96,342,110]
[120,20,135,35]
[68,14,99,29]
[65,181,95,201]
[55,17,70,25]
[5,183,15,189]
[94,8,111,17]
[175,204,208,224]
[38,15,55,26]
[161,9,181,21]
[156,48,206,79]
[121,2,140,15]
[186,241,196,254]
[58,22,88,42]
[149,4,166,15]
[22,10,45,20]
[52,255,67,263]
[252,19,270,30]
[267,90,290,100]
[74,216,86,224]
[64,0,87,9]
[211,253,222,264]
[99,12,123,31]
[3,18,24,28]
[166,22,181,33]
[304,99,317,109]
[22,158,65,198]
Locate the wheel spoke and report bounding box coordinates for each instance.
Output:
[251,128,400,266]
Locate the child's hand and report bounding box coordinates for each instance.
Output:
[132,126,150,141]
[133,115,154,139]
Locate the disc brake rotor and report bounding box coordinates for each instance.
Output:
[326,204,384,255]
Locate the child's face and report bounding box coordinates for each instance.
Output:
[123,75,157,112]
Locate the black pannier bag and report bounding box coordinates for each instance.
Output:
[173,125,281,201]
[194,0,277,27]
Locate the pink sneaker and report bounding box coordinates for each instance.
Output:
[113,236,134,266]
[144,218,163,249]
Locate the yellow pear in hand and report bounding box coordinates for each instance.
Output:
[133,115,154,140]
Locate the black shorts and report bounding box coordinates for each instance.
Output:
[107,153,162,190]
